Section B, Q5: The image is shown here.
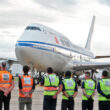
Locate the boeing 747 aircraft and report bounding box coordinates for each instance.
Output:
[1,16,110,75]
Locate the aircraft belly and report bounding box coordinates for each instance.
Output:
[15,46,69,72]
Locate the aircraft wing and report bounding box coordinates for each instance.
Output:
[72,60,110,71]
[95,55,110,59]
[0,57,18,65]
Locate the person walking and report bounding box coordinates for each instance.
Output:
[0,62,14,110]
[19,65,35,110]
[40,67,62,110]
[81,72,96,110]
[61,71,78,110]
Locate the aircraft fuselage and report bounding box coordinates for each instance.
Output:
[15,23,94,73]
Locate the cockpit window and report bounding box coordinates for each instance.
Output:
[25,26,41,31]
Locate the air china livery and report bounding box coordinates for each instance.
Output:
[1,16,110,75]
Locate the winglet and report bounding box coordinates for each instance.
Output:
[85,16,95,50]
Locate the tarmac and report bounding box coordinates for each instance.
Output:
[10,82,98,110]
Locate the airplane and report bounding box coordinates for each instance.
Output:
[1,16,110,76]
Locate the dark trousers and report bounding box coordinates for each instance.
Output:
[0,92,11,110]
[82,100,93,110]
[61,99,74,110]
[43,96,57,110]
[19,97,32,110]
[99,101,110,110]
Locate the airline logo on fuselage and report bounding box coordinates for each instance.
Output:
[54,36,59,44]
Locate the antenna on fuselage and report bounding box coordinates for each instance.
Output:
[85,16,95,50]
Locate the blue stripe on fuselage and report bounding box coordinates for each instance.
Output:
[16,40,91,57]
[16,42,54,52]
[16,42,71,58]
[17,41,72,51]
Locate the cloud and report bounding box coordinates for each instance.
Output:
[0,0,61,28]
[0,9,57,28]
[99,0,110,5]
[0,34,17,57]
[0,0,79,28]
[34,0,79,11]
[0,0,11,5]
[93,42,110,55]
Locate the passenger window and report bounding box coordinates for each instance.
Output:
[60,39,71,47]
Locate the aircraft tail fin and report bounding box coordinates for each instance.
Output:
[85,16,95,50]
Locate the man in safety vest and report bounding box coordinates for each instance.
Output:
[81,72,96,110]
[61,71,78,110]
[19,65,35,110]
[0,62,14,110]
[40,67,62,110]
[97,70,110,110]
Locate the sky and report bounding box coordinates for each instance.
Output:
[1,0,110,61]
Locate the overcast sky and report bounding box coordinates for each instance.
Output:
[1,0,110,61]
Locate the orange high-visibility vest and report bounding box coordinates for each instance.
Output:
[19,75,33,98]
[0,70,13,89]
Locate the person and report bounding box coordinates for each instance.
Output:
[40,67,62,110]
[19,65,35,110]
[0,62,14,110]
[61,71,78,110]
[97,70,110,110]
[81,72,96,110]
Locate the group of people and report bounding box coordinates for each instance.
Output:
[40,68,110,110]
[0,62,110,110]
[0,62,35,110]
